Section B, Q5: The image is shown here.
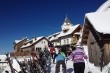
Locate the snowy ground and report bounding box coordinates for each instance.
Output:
[50,45,110,73]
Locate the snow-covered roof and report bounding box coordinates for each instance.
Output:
[21,36,45,48]
[85,10,110,34]
[56,24,80,38]
[32,36,43,43]
[84,0,110,34]
[14,40,21,43]
[49,36,59,41]
[96,0,110,12]
[47,32,60,39]
[74,32,81,35]
[14,37,28,44]
[21,43,31,48]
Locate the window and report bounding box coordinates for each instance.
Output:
[41,41,43,44]
[44,41,45,44]
[67,39,69,44]
[64,39,66,44]
[31,48,34,51]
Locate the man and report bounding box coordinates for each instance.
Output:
[53,46,59,63]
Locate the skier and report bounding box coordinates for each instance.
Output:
[55,49,66,73]
[67,44,88,73]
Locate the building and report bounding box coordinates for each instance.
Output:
[48,16,82,47]
[81,0,110,71]
[11,36,50,56]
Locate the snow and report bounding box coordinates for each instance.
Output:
[0,55,7,62]
[1,46,110,73]
[96,0,110,12]
[21,36,44,48]
[50,45,110,73]
[1,58,21,73]
[32,36,43,43]
[14,40,21,44]
[14,37,28,44]
[49,24,80,41]
[74,32,81,35]
[85,0,110,34]
[56,24,80,38]
[85,11,110,34]
[21,43,31,48]
[47,32,60,39]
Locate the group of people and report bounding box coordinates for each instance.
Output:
[4,44,87,73]
[49,44,88,73]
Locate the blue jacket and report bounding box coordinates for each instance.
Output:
[56,52,65,62]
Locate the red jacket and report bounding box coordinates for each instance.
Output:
[50,47,55,53]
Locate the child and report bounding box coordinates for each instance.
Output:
[55,50,66,73]
[68,45,88,73]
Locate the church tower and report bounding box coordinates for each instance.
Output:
[61,15,73,32]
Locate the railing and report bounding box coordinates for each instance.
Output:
[10,51,32,56]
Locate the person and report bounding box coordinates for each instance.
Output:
[55,49,66,73]
[53,46,59,63]
[67,45,88,73]
[67,46,72,57]
[49,46,55,60]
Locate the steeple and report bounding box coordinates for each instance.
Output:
[61,15,73,31]
[64,14,72,24]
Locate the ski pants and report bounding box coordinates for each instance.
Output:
[50,53,54,59]
[55,60,66,73]
[74,62,85,73]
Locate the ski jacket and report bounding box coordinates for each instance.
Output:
[50,47,55,53]
[56,52,65,62]
[68,46,87,63]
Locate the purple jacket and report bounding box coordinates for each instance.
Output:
[68,47,87,63]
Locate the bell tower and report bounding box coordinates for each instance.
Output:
[61,15,73,32]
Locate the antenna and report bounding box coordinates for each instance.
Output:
[65,14,68,20]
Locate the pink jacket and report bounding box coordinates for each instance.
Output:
[68,47,87,63]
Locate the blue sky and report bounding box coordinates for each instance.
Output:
[0,0,105,54]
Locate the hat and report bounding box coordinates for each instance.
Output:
[75,45,83,49]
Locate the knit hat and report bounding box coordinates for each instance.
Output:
[75,45,83,49]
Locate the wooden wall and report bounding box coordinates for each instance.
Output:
[103,42,110,66]
[14,39,28,52]
[87,31,101,66]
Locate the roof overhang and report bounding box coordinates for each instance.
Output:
[85,11,110,34]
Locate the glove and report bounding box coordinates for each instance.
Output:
[66,57,69,61]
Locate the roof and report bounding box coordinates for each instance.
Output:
[47,32,60,39]
[85,10,110,34]
[14,37,28,44]
[82,0,110,44]
[96,0,110,12]
[21,36,48,48]
[57,24,81,38]
[84,0,110,34]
